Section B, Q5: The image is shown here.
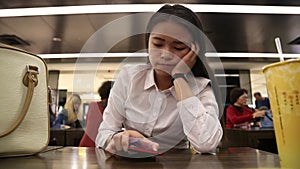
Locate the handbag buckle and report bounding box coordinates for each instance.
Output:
[23,64,39,87]
[26,64,40,74]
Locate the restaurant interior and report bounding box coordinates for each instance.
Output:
[0,0,300,168]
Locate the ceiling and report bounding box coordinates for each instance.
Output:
[1,0,300,71]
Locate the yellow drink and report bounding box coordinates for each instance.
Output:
[263,59,300,169]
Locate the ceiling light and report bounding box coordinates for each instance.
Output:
[38,52,300,59]
[39,52,148,59]
[1,4,300,17]
[205,52,300,58]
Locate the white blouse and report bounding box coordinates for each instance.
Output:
[96,64,223,153]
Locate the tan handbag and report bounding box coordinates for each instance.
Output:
[0,44,50,157]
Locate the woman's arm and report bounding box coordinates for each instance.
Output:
[53,113,64,129]
[176,83,223,153]
[226,107,253,124]
[171,44,222,152]
[95,67,129,148]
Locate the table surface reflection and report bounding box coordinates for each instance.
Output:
[0,147,280,169]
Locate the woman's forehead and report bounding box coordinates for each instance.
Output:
[150,21,193,42]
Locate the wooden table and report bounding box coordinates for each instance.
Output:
[0,147,280,169]
[223,127,277,153]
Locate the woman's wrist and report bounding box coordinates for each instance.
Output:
[104,130,124,148]
[172,73,188,82]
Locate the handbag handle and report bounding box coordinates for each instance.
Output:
[0,65,39,138]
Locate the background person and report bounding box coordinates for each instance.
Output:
[96,4,223,155]
[226,88,265,129]
[253,92,271,110]
[53,94,82,129]
[79,81,114,147]
[49,104,56,128]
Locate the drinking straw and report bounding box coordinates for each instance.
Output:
[275,37,284,61]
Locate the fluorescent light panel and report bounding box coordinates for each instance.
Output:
[206,52,300,58]
[39,52,148,59]
[39,52,300,59]
[214,74,240,77]
[1,4,300,17]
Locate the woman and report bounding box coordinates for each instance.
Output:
[96,4,222,155]
[53,94,82,129]
[79,81,113,147]
[226,88,265,128]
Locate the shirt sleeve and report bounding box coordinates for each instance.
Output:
[53,112,64,129]
[177,84,223,153]
[95,67,128,148]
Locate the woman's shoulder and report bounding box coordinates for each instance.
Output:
[189,76,211,93]
[88,102,98,107]
[195,76,211,85]
[87,102,102,111]
[226,105,235,111]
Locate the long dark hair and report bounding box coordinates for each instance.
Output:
[145,4,224,118]
[145,4,209,78]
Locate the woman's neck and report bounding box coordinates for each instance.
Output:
[154,71,172,90]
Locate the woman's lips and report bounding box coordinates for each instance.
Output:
[157,63,175,67]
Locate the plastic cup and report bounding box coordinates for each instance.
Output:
[262,59,300,169]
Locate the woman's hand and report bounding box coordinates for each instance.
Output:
[171,43,198,75]
[105,130,159,154]
[253,111,265,119]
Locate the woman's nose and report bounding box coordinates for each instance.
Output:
[160,49,173,60]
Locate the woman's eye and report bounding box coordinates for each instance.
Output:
[174,47,186,51]
[153,43,163,47]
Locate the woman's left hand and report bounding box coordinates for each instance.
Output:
[105,130,159,154]
[171,43,198,75]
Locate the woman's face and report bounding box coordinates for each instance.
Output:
[148,21,194,76]
[236,93,248,106]
[73,99,81,112]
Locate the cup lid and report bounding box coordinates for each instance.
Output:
[262,58,300,73]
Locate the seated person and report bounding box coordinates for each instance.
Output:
[95,4,223,155]
[79,81,113,147]
[226,88,265,129]
[253,92,271,110]
[53,94,82,129]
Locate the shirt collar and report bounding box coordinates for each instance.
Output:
[144,68,156,90]
[144,69,210,96]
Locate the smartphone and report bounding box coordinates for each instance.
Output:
[126,137,163,156]
[128,145,163,155]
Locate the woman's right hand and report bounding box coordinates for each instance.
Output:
[253,111,265,119]
[105,130,159,154]
[171,43,198,75]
